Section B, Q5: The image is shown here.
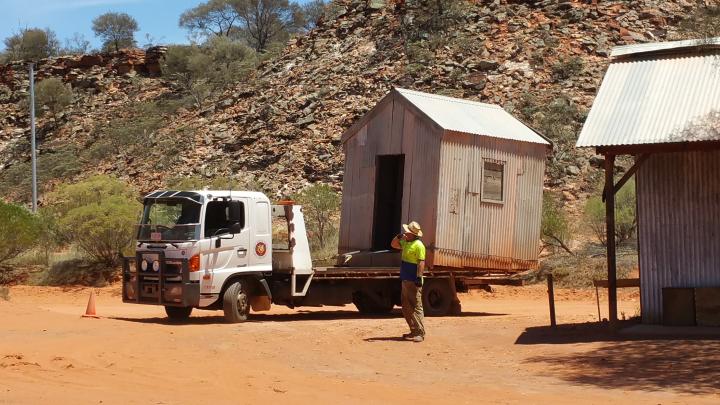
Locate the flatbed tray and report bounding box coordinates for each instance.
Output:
[312,266,524,285]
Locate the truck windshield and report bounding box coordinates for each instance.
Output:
[137,199,202,242]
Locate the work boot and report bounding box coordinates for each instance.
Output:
[412,335,424,343]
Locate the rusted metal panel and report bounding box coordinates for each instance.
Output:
[370,97,394,157]
[637,151,720,323]
[407,111,443,263]
[389,100,404,154]
[345,125,371,251]
[340,93,443,253]
[434,132,545,271]
[436,132,474,268]
[338,141,353,252]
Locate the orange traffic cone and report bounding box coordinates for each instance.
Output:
[82,289,100,318]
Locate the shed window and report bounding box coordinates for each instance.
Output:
[482,161,504,202]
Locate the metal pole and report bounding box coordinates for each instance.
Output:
[604,154,618,328]
[29,63,37,213]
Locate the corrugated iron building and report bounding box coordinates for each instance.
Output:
[339,88,551,272]
[577,38,720,324]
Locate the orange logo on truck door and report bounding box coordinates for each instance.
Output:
[255,242,267,257]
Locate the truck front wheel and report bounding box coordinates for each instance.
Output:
[223,280,250,323]
[165,306,192,321]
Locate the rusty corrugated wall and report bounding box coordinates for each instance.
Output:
[637,151,720,323]
[434,132,545,271]
[339,96,443,255]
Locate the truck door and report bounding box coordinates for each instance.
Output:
[202,198,250,294]
[248,200,272,272]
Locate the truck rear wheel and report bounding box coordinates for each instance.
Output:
[165,306,192,321]
[422,279,453,316]
[352,291,394,314]
[223,279,250,323]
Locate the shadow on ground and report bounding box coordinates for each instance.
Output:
[110,309,506,325]
[517,322,720,394]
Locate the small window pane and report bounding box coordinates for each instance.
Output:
[483,161,504,202]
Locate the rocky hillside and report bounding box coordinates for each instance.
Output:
[0,0,701,204]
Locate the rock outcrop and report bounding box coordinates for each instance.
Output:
[0,0,702,203]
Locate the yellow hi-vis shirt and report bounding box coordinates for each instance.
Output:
[399,239,426,264]
[399,239,425,281]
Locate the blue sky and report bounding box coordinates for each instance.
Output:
[1,0,314,51]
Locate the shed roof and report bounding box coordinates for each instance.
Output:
[341,88,551,146]
[576,38,720,148]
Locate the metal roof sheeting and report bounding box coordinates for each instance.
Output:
[577,41,720,148]
[611,37,720,58]
[395,88,551,146]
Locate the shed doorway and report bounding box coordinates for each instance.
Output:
[372,155,405,250]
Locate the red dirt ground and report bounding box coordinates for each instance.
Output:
[1,284,718,404]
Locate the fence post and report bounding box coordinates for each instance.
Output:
[547,274,557,327]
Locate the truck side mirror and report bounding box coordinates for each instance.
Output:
[228,201,243,224]
[229,222,242,234]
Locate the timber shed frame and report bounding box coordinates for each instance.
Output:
[339,88,552,274]
[577,38,720,327]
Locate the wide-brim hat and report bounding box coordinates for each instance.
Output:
[403,221,423,238]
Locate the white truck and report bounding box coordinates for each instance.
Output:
[123,189,516,322]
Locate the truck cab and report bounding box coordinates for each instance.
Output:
[123,189,313,322]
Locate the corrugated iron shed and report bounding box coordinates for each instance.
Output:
[339,88,548,273]
[576,38,720,148]
[576,37,720,326]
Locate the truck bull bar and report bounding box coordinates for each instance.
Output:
[122,250,200,307]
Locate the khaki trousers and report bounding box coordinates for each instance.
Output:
[401,280,425,337]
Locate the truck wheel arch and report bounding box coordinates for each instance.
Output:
[219,273,272,301]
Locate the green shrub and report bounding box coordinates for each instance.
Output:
[678,5,720,39]
[85,101,168,162]
[541,192,572,254]
[401,0,468,41]
[292,183,340,254]
[165,174,266,193]
[534,253,635,288]
[0,201,42,265]
[163,39,256,108]
[3,28,60,61]
[34,78,73,119]
[518,93,584,144]
[583,179,636,246]
[405,41,434,63]
[40,258,114,286]
[0,146,82,201]
[552,56,584,81]
[46,175,140,266]
[92,12,139,52]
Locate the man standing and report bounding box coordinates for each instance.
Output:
[391,221,425,342]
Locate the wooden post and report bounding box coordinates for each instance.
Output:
[604,154,618,328]
[595,285,601,322]
[547,274,556,327]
